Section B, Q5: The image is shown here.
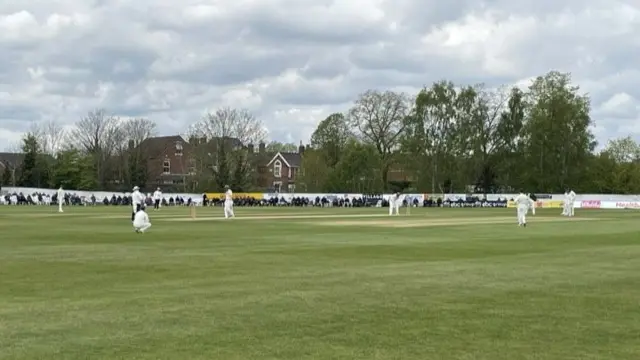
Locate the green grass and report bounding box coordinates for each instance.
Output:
[0,206,639,359]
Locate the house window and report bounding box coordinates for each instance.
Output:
[273,160,281,177]
[162,158,170,174]
[188,158,196,175]
[288,184,295,193]
[273,181,282,192]
[175,141,183,156]
[288,167,291,178]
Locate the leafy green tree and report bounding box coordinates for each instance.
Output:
[494,87,526,191]
[213,142,231,191]
[298,149,330,192]
[18,133,49,187]
[349,90,410,190]
[310,113,352,167]
[402,81,459,193]
[522,71,595,192]
[52,148,96,190]
[603,136,640,163]
[326,141,382,193]
[231,150,252,191]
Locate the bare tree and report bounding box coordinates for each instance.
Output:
[121,118,156,187]
[348,90,411,186]
[189,107,267,144]
[187,107,267,191]
[30,120,67,155]
[69,109,123,187]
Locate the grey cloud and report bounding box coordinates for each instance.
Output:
[0,0,639,151]
[151,49,311,86]
[41,46,156,84]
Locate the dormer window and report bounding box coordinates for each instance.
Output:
[175,141,183,156]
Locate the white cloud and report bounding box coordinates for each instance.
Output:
[1,0,639,150]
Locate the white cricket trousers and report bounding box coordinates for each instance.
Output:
[389,201,399,215]
[224,200,234,218]
[568,201,574,216]
[517,206,527,225]
[58,202,63,212]
[133,221,151,232]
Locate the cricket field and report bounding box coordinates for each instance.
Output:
[0,206,639,359]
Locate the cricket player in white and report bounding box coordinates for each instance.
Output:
[514,192,535,227]
[561,190,569,216]
[133,208,151,233]
[131,186,145,221]
[567,189,576,217]
[224,185,234,218]
[153,188,162,210]
[389,193,400,215]
[57,186,64,213]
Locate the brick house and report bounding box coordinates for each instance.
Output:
[138,135,195,191]
[248,142,273,189]
[262,143,304,193]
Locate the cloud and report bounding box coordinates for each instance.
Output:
[0,0,639,151]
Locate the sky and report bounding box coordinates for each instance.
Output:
[1,0,639,151]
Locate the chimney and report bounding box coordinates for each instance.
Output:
[248,143,254,153]
[128,140,134,149]
[258,142,265,153]
[298,141,305,154]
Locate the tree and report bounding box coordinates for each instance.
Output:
[522,71,595,192]
[265,141,297,153]
[30,120,67,156]
[493,87,526,190]
[603,136,640,163]
[52,148,97,190]
[297,149,330,192]
[231,151,251,191]
[18,133,49,187]
[326,140,382,193]
[462,85,509,193]
[122,118,156,188]
[188,108,266,191]
[402,81,459,193]
[69,109,123,188]
[190,107,267,145]
[2,166,11,186]
[348,90,409,189]
[310,113,352,167]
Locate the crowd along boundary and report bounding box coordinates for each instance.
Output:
[1,187,640,209]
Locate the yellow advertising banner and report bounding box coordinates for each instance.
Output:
[507,200,563,208]
[537,200,563,208]
[205,192,264,200]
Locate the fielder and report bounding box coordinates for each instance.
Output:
[514,192,535,227]
[133,208,151,233]
[57,186,64,213]
[223,185,234,218]
[153,187,162,210]
[567,189,576,217]
[131,186,145,221]
[389,192,400,215]
[561,190,569,216]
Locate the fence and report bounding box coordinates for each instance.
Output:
[1,187,639,209]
